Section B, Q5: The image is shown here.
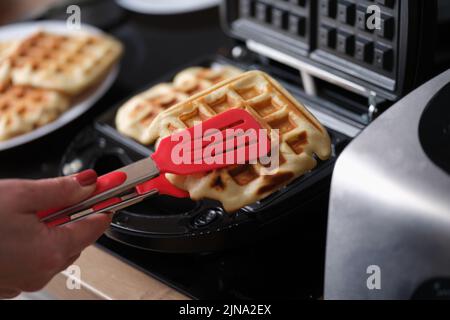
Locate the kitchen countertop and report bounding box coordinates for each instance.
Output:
[43,246,189,300]
[0,0,231,300]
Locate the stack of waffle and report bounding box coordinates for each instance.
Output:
[0,31,122,141]
[143,71,332,211]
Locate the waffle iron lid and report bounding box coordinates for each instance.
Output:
[220,0,436,101]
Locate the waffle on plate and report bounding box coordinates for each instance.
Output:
[0,41,17,87]
[0,84,69,141]
[8,31,122,96]
[115,65,242,144]
[145,70,332,212]
[0,30,122,142]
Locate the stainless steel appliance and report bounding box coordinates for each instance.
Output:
[325,69,450,300]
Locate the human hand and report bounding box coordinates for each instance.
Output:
[0,170,112,299]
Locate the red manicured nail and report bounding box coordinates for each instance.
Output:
[74,169,97,186]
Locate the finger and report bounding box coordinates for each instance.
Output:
[0,289,21,299]
[61,254,81,272]
[52,213,112,258]
[19,169,98,213]
[41,254,81,285]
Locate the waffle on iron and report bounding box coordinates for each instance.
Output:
[173,66,242,95]
[146,70,332,212]
[8,31,122,95]
[0,84,70,141]
[116,65,242,144]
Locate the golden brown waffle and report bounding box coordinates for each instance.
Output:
[0,41,16,62]
[0,41,18,88]
[116,83,189,144]
[146,71,332,212]
[0,42,11,57]
[8,31,122,95]
[0,84,69,141]
[116,65,242,144]
[173,66,242,95]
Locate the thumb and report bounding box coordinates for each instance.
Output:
[21,169,98,213]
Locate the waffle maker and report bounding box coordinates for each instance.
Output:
[59,0,450,253]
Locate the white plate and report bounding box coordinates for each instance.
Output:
[116,0,221,15]
[0,21,120,152]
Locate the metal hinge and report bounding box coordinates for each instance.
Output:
[368,91,379,122]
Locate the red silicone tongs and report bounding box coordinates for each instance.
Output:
[37,109,270,227]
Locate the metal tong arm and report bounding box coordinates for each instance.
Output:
[39,157,160,222]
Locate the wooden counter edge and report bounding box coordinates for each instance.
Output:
[42,245,190,300]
